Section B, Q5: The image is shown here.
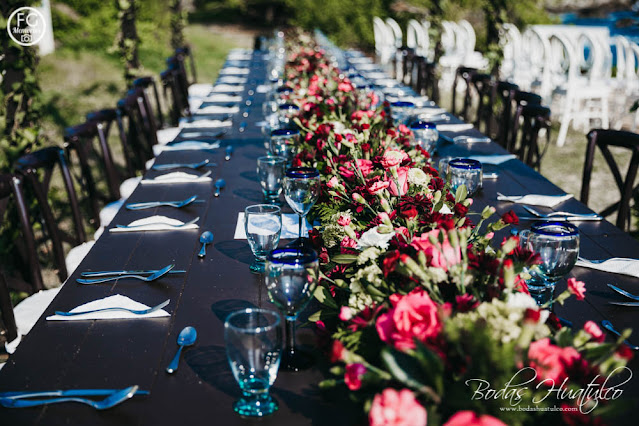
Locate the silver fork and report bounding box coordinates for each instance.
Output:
[115,217,199,229]
[607,283,639,302]
[76,264,174,285]
[151,159,216,171]
[0,385,139,410]
[523,205,601,219]
[601,320,639,350]
[126,196,201,210]
[54,299,170,316]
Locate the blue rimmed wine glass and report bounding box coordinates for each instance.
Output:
[409,120,439,157]
[447,158,483,196]
[390,101,415,125]
[269,129,300,165]
[225,308,282,417]
[245,204,282,273]
[519,221,580,306]
[265,248,319,371]
[283,167,320,245]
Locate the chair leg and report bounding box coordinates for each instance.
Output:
[557,99,573,147]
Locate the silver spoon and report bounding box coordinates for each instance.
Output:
[125,195,200,210]
[225,145,234,161]
[0,385,139,410]
[214,179,226,197]
[54,299,170,317]
[166,326,197,374]
[198,231,214,258]
[76,264,175,285]
[601,320,639,350]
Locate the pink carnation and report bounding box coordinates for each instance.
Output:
[567,277,586,300]
[410,230,462,272]
[528,338,583,385]
[387,166,409,197]
[327,176,340,189]
[376,289,442,351]
[369,388,427,426]
[337,214,351,226]
[356,159,374,177]
[341,236,358,249]
[444,411,507,426]
[583,320,605,343]
[381,150,407,169]
[368,180,391,195]
[344,363,366,390]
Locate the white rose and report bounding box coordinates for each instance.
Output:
[357,226,395,250]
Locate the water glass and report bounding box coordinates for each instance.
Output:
[519,221,580,305]
[278,103,300,128]
[390,101,415,125]
[447,158,483,196]
[245,204,282,273]
[257,156,286,203]
[283,167,320,244]
[270,129,300,164]
[409,120,439,156]
[265,248,319,371]
[225,309,282,417]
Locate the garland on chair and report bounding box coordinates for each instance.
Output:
[114,0,142,87]
[278,33,632,426]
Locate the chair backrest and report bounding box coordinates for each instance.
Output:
[509,104,551,171]
[0,173,46,293]
[0,271,18,344]
[373,17,393,64]
[407,20,425,53]
[14,147,87,265]
[86,108,136,178]
[451,66,477,119]
[64,120,121,227]
[133,76,165,129]
[458,20,477,55]
[175,45,197,85]
[161,68,188,127]
[494,81,520,147]
[581,129,639,231]
[116,88,157,171]
[385,18,403,48]
[414,57,439,103]
[471,73,495,136]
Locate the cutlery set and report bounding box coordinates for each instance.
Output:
[0,386,141,410]
[518,205,603,222]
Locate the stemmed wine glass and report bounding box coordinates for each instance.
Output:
[519,221,580,306]
[283,167,320,246]
[225,308,282,417]
[265,247,319,371]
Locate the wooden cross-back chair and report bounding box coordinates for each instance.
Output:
[494,81,520,147]
[133,76,165,130]
[116,88,158,172]
[471,72,494,136]
[581,129,639,232]
[85,108,136,178]
[507,90,543,153]
[175,45,198,85]
[509,104,552,171]
[451,66,477,121]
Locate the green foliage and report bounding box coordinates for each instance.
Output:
[170,0,188,49]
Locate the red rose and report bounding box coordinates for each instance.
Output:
[501,210,519,225]
[330,339,345,362]
[455,294,479,313]
[344,363,366,390]
[524,308,541,323]
[382,250,401,277]
[454,203,468,216]
[399,204,418,220]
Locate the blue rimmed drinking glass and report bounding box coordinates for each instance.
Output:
[519,221,580,306]
[409,120,439,156]
[390,101,415,125]
[225,308,282,417]
[269,129,300,165]
[278,103,300,127]
[283,167,320,245]
[447,158,483,196]
[265,248,319,371]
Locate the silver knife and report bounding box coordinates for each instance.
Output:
[80,269,186,277]
[0,389,149,399]
[516,215,603,222]
[609,301,639,307]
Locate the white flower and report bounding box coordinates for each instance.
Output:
[439,204,453,215]
[357,226,395,250]
[357,247,381,265]
[407,168,430,187]
[330,121,346,134]
[506,292,550,323]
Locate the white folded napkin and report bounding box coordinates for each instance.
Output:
[218,76,248,84]
[497,193,573,207]
[436,123,475,132]
[468,154,516,165]
[219,67,250,75]
[188,83,214,98]
[201,94,242,103]
[194,105,239,115]
[355,63,379,70]
[110,215,199,233]
[212,84,245,93]
[153,141,221,156]
[575,257,639,279]
[178,118,233,128]
[374,78,400,88]
[385,95,433,108]
[256,84,271,93]
[349,57,373,64]
[234,212,312,240]
[46,295,170,321]
[157,127,182,145]
[414,107,447,116]
[364,72,387,79]
[140,171,212,185]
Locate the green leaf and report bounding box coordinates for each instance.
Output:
[455,184,467,204]
[332,254,359,264]
[314,286,338,308]
[381,347,428,390]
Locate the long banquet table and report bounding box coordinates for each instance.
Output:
[1,47,638,425]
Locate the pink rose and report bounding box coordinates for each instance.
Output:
[356,159,374,177]
[344,363,366,390]
[410,230,462,271]
[337,215,351,227]
[381,150,406,169]
[567,277,586,300]
[444,411,507,426]
[369,388,427,426]
[327,176,340,189]
[528,338,582,385]
[376,289,442,351]
[584,320,605,343]
[368,180,390,195]
[387,166,409,196]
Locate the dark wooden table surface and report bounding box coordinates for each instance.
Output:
[1,51,638,425]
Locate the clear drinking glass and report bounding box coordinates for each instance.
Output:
[278,103,300,128]
[409,120,439,156]
[519,221,580,306]
[447,158,483,196]
[270,129,300,165]
[257,156,286,203]
[225,308,282,417]
[245,204,282,273]
[283,167,320,245]
[265,248,319,371]
[390,101,415,125]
